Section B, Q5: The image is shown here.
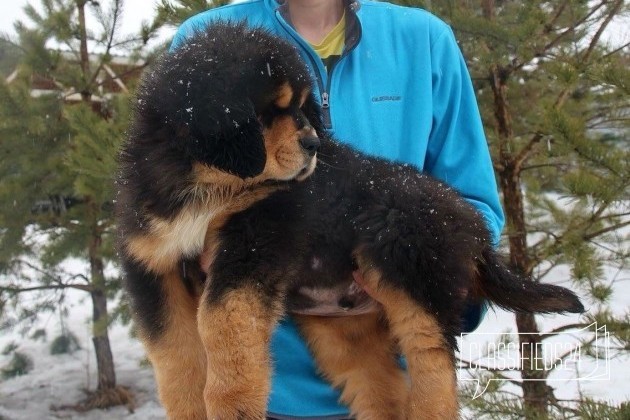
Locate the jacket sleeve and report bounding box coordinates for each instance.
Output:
[424,25,505,246]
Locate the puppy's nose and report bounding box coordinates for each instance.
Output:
[299,135,320,157]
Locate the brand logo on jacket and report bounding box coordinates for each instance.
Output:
[371,95,402,103]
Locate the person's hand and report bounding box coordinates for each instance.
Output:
[199,249,213,274]
[352,269,387,304]
[352,268,403,308]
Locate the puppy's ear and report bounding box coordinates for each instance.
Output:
[176,101,266,179]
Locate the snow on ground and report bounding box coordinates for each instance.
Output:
[0,288,164,419]
[0,262,628,419]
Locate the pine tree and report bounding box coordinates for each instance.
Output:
[147,0,228,31]
[0,39,23,77]
[398,0,630,417]
[0,0,157,410]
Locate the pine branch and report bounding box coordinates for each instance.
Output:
[521,162,571,172]
[508,1,609,75]
[546,0,571,33]
[110,38,148,49]
[540,1,605,53]
[591,200,615,222]
[588,239,629,258]
[77,1,91,96]
[513,133,544,172]
[527,246,559,275]
[1,259,99,298]
[492,161,505,172]
[603,40,630,59]
[62,61,149,101]
[548,399,581,416]
[584,220,630,241]
[87,0,122,89]
[586,117,630,130]
[457,358,524,387]
[581,0,625,65]
[553,397,630,416]
[531,259,560,283]
[13,259,90,285]
[539,323,592,340]
[597,212,630,222]
[510,28,619,171]
[525,209,625,273]
[542,335,599,376]
[0,283,93,293]
[0,36,27,54]
[480,0,493,20]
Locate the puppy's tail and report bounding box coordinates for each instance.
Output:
[475,248,584,314]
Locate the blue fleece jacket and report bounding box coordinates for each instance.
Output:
[171,1,505,417]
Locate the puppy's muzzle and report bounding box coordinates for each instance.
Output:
[299,135,320,157]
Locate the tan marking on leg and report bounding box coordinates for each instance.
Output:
[274,82,293,108]
[354,253,459,420]
[140,270,207,419]
[198,286,281,420]
[296,313,407,420]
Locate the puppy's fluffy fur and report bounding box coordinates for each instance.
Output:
[117,22,583,419]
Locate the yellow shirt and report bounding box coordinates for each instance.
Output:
[309,12,345,71]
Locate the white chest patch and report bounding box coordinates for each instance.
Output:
[149,206,220,263]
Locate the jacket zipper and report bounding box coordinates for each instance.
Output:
[321,92,330,110]
[275,2,362,130]
[274,13,331,126]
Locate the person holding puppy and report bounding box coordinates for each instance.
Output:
[172,0,505,418]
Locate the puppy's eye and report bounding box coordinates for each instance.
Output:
[259,104,285,127]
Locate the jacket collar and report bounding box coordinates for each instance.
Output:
[270,0,362,53]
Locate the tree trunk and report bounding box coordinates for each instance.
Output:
[90,291,116,390]
[88,219,116,391]
[77,0,91,102]
[491,63,551,417]
[75,2,116,389]
[500,165,549,416]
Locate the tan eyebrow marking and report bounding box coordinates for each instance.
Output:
[275,83,294,109]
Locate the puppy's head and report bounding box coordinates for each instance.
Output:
[134,21,324,184]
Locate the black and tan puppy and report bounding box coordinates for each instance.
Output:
[117,22,583,420]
